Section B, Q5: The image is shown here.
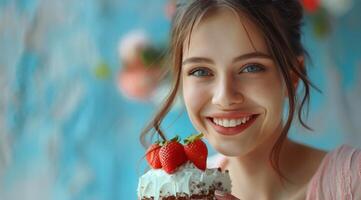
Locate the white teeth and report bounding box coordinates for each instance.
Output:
[212,116,253,128]
[222,119,230,127]
[241,118,245,124]
[229,119,236,127]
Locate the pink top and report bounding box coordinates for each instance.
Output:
[306,145,361,200]
[207,145,361,199]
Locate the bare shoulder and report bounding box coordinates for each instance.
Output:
[287,141,327,166]
[301,143,327,162]
[281,141,328,199]
[296,142,328,172]
[282,140,328,184]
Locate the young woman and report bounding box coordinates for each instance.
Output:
[141,0,361,199]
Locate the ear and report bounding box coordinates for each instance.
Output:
[284,56,304,97]
[292,56,304,89]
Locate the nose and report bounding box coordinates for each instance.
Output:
[211,76,244,108]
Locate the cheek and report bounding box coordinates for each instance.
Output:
[254,83,284,111]
[182,79,210,130]
[182,82,196,112]
[243,73,286,124]
[182,79,208,112]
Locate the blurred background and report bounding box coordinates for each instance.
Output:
[0,0,360,199]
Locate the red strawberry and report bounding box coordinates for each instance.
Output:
[159,136,188,174]
[146,143,162,169]
[184,133,208,171]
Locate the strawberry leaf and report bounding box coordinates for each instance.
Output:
[184,133,204,145]
[170,135,180,142]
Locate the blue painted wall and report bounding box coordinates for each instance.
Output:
[0,0,360,199]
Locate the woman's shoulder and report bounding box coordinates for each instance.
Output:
[328,144,361,155]
[320,144,361,172]
[306,144,361,199]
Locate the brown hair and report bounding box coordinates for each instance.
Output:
[140,0,318,181]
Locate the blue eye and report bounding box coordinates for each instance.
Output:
[240,64,265,73]
[189,68,212,77]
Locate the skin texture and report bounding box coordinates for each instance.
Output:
[181,8,326,200]
[182,8,285,159]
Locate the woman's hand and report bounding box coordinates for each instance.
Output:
[215,190,240,200]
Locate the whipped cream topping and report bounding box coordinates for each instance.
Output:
[137,162,231,200]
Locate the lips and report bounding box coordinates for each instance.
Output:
[207,114,259,136]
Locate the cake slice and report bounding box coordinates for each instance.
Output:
[137,134,232,200]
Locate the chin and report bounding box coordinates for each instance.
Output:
[209,138,246,157]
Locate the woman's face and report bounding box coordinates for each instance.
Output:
[181,8,287,156]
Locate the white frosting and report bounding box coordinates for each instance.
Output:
[137,162,231,200]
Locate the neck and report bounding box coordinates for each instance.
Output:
[227,127,297,199]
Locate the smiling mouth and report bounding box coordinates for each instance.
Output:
[206,114,259,135]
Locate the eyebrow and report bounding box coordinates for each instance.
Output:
[182,52,272,66]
